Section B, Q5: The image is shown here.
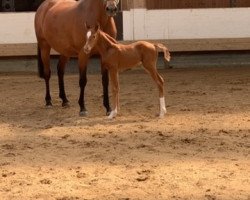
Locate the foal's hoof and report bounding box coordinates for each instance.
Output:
[107,111,117,120]
[159,113,165,118]
[158,109,167,118]
[62,101,70,108]
[79,110,88,117]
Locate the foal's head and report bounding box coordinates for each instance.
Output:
[83,24,100,54]
[103,0,119,16]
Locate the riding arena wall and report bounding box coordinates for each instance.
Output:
[0,1,250,71]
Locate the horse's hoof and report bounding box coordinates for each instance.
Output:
[62,101,70,108]
[106,111,111,116]
[79,110,88,117]
[45,102,52,108]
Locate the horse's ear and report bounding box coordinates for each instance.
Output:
[84,22,91,30]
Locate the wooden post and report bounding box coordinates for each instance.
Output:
[132,0,146,8]
[230,0,237,7]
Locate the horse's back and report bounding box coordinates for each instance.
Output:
[35,0,77,28]
[35,0,63,38]
[35,0,117,57]
[35,0,82,56]
[35,0,62,23]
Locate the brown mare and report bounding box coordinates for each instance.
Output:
[83,25,171,119]
[34,0,119,116]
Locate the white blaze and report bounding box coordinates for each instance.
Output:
[86,31,92,39]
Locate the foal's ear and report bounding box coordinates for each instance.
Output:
[95,23,100,32]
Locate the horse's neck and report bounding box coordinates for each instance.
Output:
[97,31,117,56]
[78,0,108,26]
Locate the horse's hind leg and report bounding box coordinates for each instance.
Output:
[142,62,166,117]
[57,55,70,107]
[39,42,52,106]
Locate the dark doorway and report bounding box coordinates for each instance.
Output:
[0,0,44,12]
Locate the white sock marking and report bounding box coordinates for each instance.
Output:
[159,97,166,117]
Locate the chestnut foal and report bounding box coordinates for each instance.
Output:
[84,25,171,119]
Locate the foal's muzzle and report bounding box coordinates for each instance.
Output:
[83,46,91,54]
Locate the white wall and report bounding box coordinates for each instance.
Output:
[1,8,250,44]
[0,12,36,44]
[123,8,250,40]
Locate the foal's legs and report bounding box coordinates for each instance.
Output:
[142,62,166,117]
[108,68,119,119]
[39,42,52,106]
[57,55,70,107]
[78,53,89,116]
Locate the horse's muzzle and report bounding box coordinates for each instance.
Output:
[106,6,118,16]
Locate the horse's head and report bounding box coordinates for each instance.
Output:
[83,23,100,54]
[104,0,119,16]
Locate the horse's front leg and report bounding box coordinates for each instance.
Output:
[102,18,117,116]
[108,68,119,119]
[101,66,111,115]
[78,54,89,116]
[57,55,70,107]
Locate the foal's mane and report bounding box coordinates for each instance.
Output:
[100,30,119,44]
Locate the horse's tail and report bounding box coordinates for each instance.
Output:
[37,45,44,79]
[154,43,171,62]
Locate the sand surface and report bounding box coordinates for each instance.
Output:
[0,67,249,200]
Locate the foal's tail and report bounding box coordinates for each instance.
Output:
[37,46,44,79]
[154,43,171,62]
